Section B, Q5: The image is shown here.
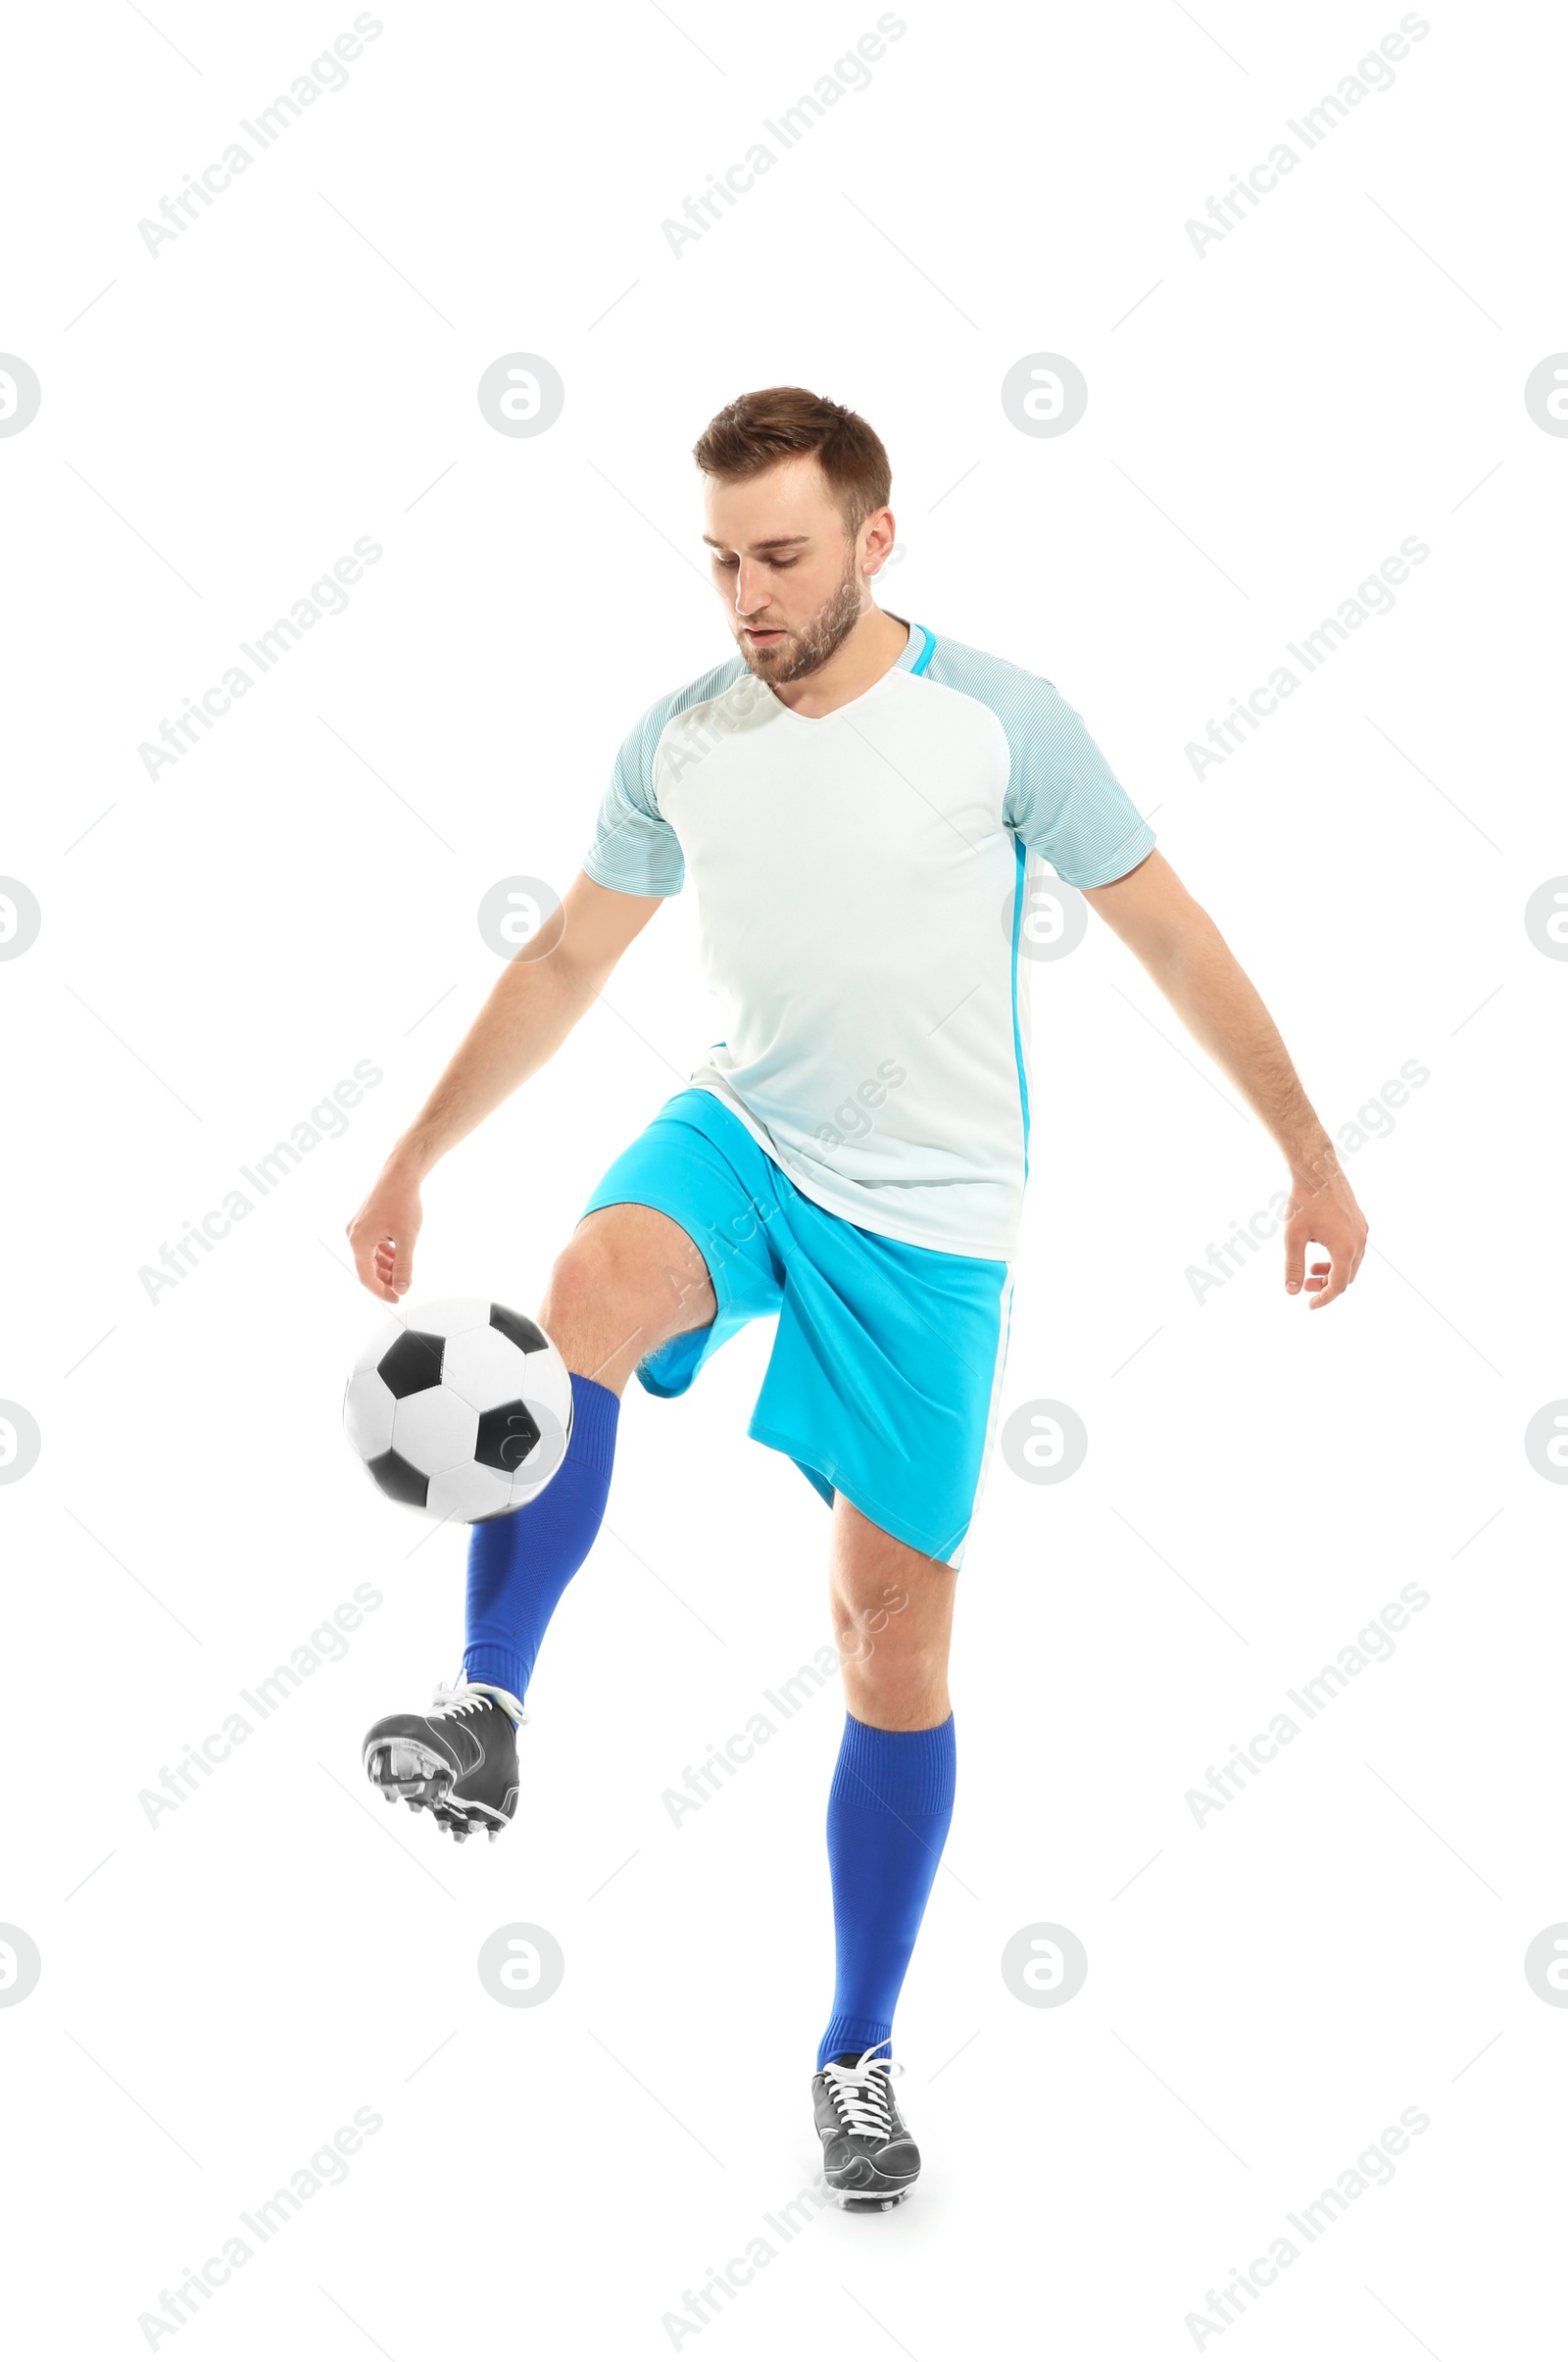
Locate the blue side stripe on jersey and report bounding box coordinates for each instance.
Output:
[1009,833,1031,1175]
[907,622,935,677]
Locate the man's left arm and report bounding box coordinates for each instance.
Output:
[1082,850,1369,1308]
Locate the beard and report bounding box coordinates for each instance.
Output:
[737,552,865,684]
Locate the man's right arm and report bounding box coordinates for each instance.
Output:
[346,870,660,1302]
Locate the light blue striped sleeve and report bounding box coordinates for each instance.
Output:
[1001,672,1154,888]
[922,636,1154,888]
[583,706,686,898]
[583,659,746,898]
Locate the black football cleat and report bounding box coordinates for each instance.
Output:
[811,2047,920,2209]
[362,1680,523,1844]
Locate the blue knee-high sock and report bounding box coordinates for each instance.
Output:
[462,1373,619,1707]
[816,1712,956,2070]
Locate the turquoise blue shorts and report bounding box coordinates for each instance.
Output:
[581,1089,1013,1567]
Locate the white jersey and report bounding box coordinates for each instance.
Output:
[584,620,1154,1259]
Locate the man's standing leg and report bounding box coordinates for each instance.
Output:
[811,1499,958,2206]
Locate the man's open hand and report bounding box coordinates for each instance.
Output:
[346,1162,422,1304]
[1283,1163,1368,1310]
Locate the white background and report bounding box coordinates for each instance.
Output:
[3,2,1564,2354]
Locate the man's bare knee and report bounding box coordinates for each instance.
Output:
[829,1501,956,1728]
[539,1204,715,1394]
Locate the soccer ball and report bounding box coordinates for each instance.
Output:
[344,1297,573,1523]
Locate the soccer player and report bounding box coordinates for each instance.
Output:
[346,386,1368,2207]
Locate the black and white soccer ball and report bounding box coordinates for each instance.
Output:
[344,1298,573,1523]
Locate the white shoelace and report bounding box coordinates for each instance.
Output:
[823,2048,904,2141]
[428,1680,528,1727]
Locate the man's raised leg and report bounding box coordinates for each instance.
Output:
[363,1204,715,1840]
[462,1202,716,1702]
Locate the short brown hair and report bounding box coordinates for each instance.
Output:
[693,386,891,537]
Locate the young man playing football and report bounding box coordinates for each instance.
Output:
[346,385,1367,2207]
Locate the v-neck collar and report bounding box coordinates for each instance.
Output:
[763,617,930,726]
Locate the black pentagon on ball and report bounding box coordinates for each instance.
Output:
[377,1328,445,1398]
[474,1399,543,1473]
[367,1448,430,1508]
[490,1303,549,1355]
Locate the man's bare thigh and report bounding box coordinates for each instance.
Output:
[538,1202,716,1396]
